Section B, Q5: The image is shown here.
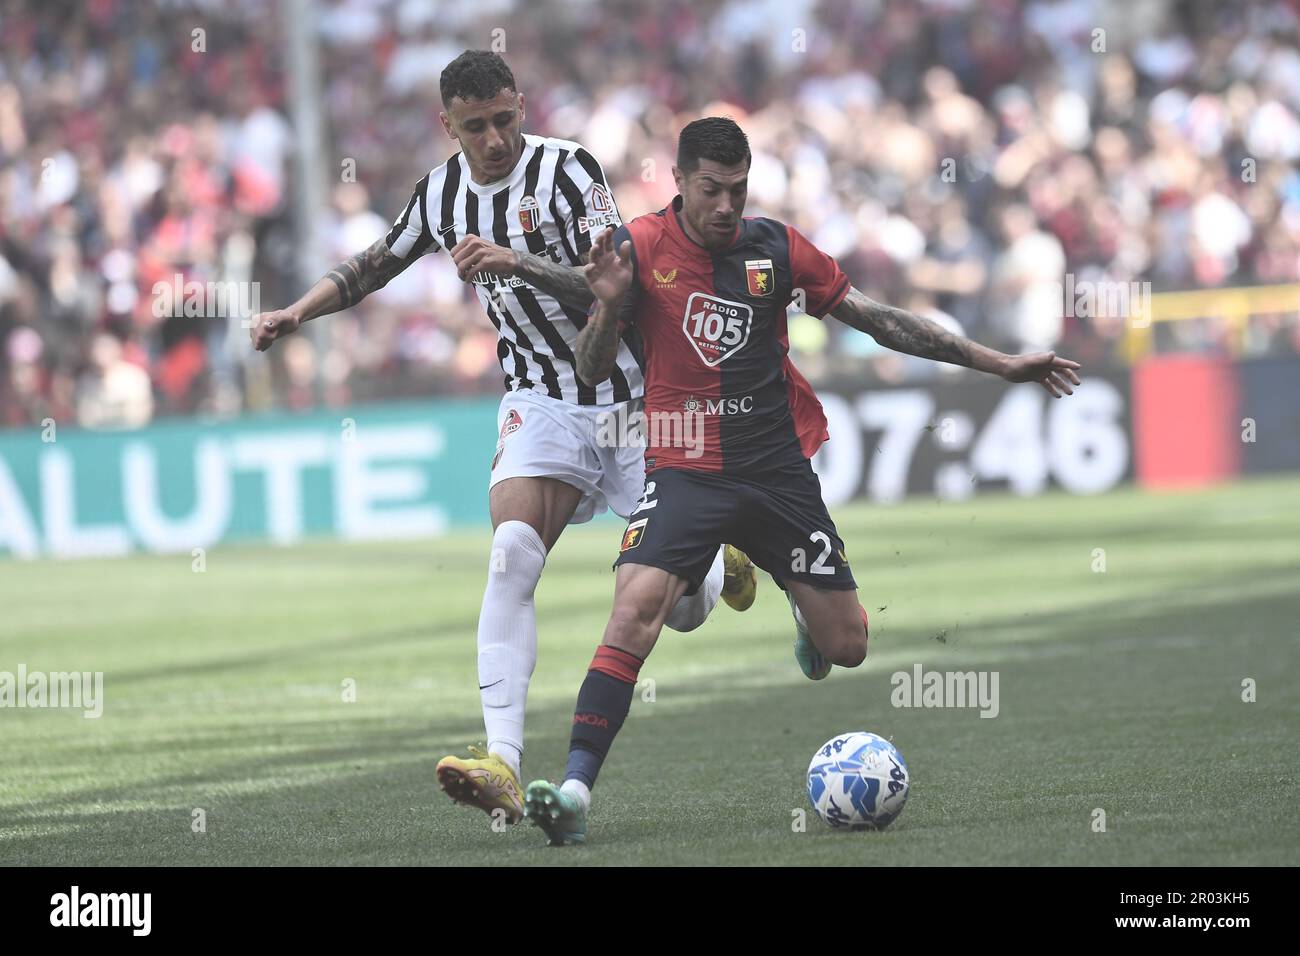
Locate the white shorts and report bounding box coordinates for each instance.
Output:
[489,390,646,524]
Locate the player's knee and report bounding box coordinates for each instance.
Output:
[664,610,704,633]
[487,520,547,589]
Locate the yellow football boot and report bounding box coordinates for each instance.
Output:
[435,745,524,823]
[721,544,758,612]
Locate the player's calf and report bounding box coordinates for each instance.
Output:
[809,604,867,667]
[788,583,869,670]
[822,607,868,667]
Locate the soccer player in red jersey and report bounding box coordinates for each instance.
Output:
[522,117,1082,845]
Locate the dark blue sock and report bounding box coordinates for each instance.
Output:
[564,646,642,788]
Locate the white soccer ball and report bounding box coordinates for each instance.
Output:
[806,732,909,830]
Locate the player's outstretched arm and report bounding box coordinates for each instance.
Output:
[250,238,416,351]
[828,286,1082,398]
[574,228,635,384]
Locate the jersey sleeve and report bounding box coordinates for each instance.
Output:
[786,225,850,318]
[553,147,622,262]
[384,172,439,259]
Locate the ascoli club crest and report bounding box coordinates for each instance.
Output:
[518,195,541,234]
[492,408,524,470]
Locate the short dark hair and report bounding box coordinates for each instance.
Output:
[440,50,517,106]
[676,117,751,174]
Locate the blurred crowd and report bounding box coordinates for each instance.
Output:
[2,0,1299,429]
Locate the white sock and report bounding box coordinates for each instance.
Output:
[561,778,591,811]
[477,520,546,780]
[664,545,724,632]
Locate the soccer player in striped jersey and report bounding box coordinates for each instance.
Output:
[523,117,1083,845]
[249,53,757,825]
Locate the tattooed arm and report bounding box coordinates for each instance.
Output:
[444,235,594,309]
[575,290,635,384]
[829,286,1083,397]
[250,238,416,351]
[514,251,596,309]
[574,227,636,384]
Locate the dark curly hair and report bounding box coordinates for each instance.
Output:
[439,50,517,106]
[676,117,751,174]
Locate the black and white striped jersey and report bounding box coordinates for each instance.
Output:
[384,133,644,405]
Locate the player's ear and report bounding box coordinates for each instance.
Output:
[515,92,525,125]
[438,111,455,140]
[671,165,685,194]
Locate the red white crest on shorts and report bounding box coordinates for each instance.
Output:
[492,408,524,471]
[518,196,541,233]
[500,408,523,438]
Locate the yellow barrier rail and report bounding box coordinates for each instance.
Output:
[1121,282,1300,361]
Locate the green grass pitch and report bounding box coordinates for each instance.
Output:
[2,477,1297,866]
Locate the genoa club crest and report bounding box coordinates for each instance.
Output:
[745,258,774,297]
[620,518,648,552]
[518,195,541,233]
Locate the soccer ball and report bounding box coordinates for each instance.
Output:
[806,732,909,830]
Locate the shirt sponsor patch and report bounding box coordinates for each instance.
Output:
[682,293,753,366]
[578,212,620,234]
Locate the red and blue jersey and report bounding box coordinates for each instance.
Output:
[616,195,850,474]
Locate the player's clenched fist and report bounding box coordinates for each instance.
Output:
[585,227,633,304]
[249,310,302,351]
[450,235,520,282]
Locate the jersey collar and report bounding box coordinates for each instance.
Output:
[460,134,542,196]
